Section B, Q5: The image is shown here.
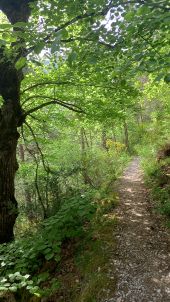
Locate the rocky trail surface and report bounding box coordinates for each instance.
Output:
[104,158,170,302]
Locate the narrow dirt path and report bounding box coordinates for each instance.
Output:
[105,158,170,302]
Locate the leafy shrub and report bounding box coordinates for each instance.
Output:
[0,192,97,298]
[140,147,170,221]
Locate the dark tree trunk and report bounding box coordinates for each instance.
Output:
[0,0,33,243]
[0,101,21,243]
[0,41,23,244]
[0,44,23,243]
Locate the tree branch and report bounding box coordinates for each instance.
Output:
[24,95,85,117]
[21,124,47,218]
[24,120,48,171]
[22,81,118,94]
[25,0,114,55]
[22,81,72,94]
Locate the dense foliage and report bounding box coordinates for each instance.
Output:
[0,0,169,300]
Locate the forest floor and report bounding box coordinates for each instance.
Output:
[104,157,170,302]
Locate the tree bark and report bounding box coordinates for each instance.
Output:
[0,0,33,243]
[0,44,23,244]
[0,0,34,24]
[0,101,20,243]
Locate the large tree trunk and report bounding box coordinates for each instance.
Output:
[0,0,34,243]
[0,101,20,243]
[0,45,23,244]
[0,44,22,244]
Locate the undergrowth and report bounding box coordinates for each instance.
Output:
[0,190,118,302]
[140,145,170,226]
[47,191,118,302]
[0,191,97,300]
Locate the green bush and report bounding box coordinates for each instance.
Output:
[140,146,170,221]
[0,192,97,298]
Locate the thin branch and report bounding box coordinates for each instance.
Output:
[24,96,85,117]
[28,113,43,122]
[22,121,56,174]
[34,160,47,219]
[59,35,122,50]
[98,40,122,49]
[137,32,162,59]
[26,0,114,55]
[22,81,118,95]
[21,125,47,219]
[24,120,48,173]
[22,81,71,94]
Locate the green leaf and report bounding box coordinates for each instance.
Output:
[2,32,10,41]
[13,22,27,28]
[68,51,77,66]
[0,286,7,291]
[10,286,17,292]
[24,274,30,279]
[0,39,6,46]
[164,74,170,83]
[125,12,135,22]
[154,73,164,82]
[54,255,61,262]
[34,42,45,54]
[51,41,60,54]
[37,272,49,283]
[61,28,69,39]
[45,253,54,260]
[15,57,27,70]
[137,6,150,16]
[88,55,97,65]
[0,24,12,29]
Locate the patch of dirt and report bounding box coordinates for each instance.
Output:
[104,158,170,302]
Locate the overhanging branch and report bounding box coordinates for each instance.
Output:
[24,95,85,117]
[22,81,118,94]
[26,0,114,55]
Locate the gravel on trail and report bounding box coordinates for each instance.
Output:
[104,158,170,302]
